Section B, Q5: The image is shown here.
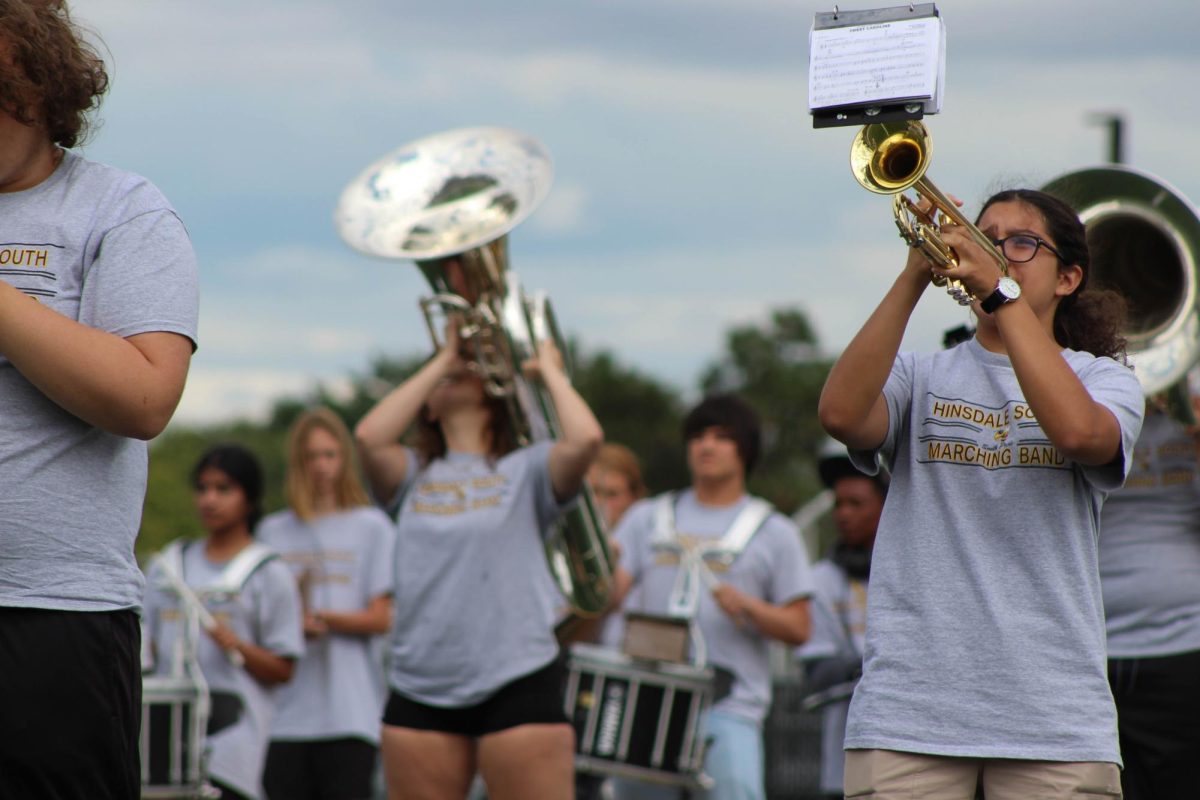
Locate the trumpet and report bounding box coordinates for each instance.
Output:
[850,120,1009,304]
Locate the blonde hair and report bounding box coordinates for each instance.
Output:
[286,407,371,521]
[594,442,646,499]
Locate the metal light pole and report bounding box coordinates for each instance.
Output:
[1087,111,1126,165]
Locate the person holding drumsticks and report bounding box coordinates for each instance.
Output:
[609,394,813,800]
[354,323,603,800]
[819,188,1143,799]
[143,445,305,800]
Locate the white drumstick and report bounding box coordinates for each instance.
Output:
[160,563,245,668]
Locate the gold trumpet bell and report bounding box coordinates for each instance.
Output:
[850,121,931,195]
[849,120,1009,306]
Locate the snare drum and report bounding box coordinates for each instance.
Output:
[564,643,714,789]
[141,675,211,799]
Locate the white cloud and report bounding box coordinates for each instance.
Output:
[172,367,353,426]
[71,0,1200,429]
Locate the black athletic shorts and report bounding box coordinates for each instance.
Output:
[382,656,569,737]
[263,737,378,800]
[0,606,142,800]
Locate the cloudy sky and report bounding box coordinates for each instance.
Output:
[73,0,1200,426]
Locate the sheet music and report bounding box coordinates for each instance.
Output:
[809,16,945,112]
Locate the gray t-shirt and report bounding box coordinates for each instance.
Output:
[1099,410,1200,657]
[615,490,813,724]
[258,507,396,743]
[0,151,198,612]
[795,559,867,794]
[143,541,305,800]
[846,338,1143,764]
[386,442,570,707]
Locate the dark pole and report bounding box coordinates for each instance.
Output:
[1086,112,1125,165]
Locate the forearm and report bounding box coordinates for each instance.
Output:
[819,268,927,448]
[544,367,603,454]
[355,350,453,497]
[0,285,191,439]
[231,641,295,685]
[316,598,392,636]
[543,366,603,499]
[741,597,811,646]
[995,301,1122,464]
[356,350,453,450]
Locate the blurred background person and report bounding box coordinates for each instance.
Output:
[795,443,887,800]
[258,408,396,800]
[143,445,305,800]
[611,394,813,800]
[590,442,647,532]
[1099,379,1200,800]
[574,442,648,800]
[355,326,602,800]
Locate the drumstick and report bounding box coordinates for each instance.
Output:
[698,559,721,590]
[699,559,753,629]
[160,563,245,668]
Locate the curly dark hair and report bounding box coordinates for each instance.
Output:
[978,188,1128,361]
[0,0,108,148]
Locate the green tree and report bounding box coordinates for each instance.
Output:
[569,348,688,495]
[698,306,833,514]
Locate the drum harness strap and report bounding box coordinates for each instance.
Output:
[157,539,278,602]
[151,540,279,672]
[650,492,773,667]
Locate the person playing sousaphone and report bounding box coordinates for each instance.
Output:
[355,319,603,800]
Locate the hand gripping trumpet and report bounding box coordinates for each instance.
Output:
[850,120,1009,305]
[334,127,615,621]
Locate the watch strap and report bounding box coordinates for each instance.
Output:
[980,286,1007,314]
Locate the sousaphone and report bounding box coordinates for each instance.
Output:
[334,127,615,619]
[1043,166,1200,419]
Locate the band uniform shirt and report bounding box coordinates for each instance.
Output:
[0,151,199,612]
[385,441,575,707]
[1099,409,1200,657]
[257,506,396,744]
[795,559,868,794]
[846,337,1143,764]
[615,490,814,725]
[143,542,305,800]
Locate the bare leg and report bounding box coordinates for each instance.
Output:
[381,724,476,800]
[477,722,576,800]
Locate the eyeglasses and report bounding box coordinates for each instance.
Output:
[991,234,1064,263]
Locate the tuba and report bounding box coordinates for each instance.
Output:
[333,126,615,618]
[851,120,1010,305]
[1042,166,1200,420]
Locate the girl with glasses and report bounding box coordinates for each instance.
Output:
[818,188,1144,799]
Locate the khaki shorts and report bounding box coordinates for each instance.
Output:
[844,749,1121,800]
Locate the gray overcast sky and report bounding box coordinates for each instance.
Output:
[73,1,1200,424]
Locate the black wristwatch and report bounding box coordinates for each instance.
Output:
[980,276,1021,314]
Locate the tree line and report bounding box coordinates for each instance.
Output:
[138,307,834,560]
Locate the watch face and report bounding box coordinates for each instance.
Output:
[999,276,1021,301]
